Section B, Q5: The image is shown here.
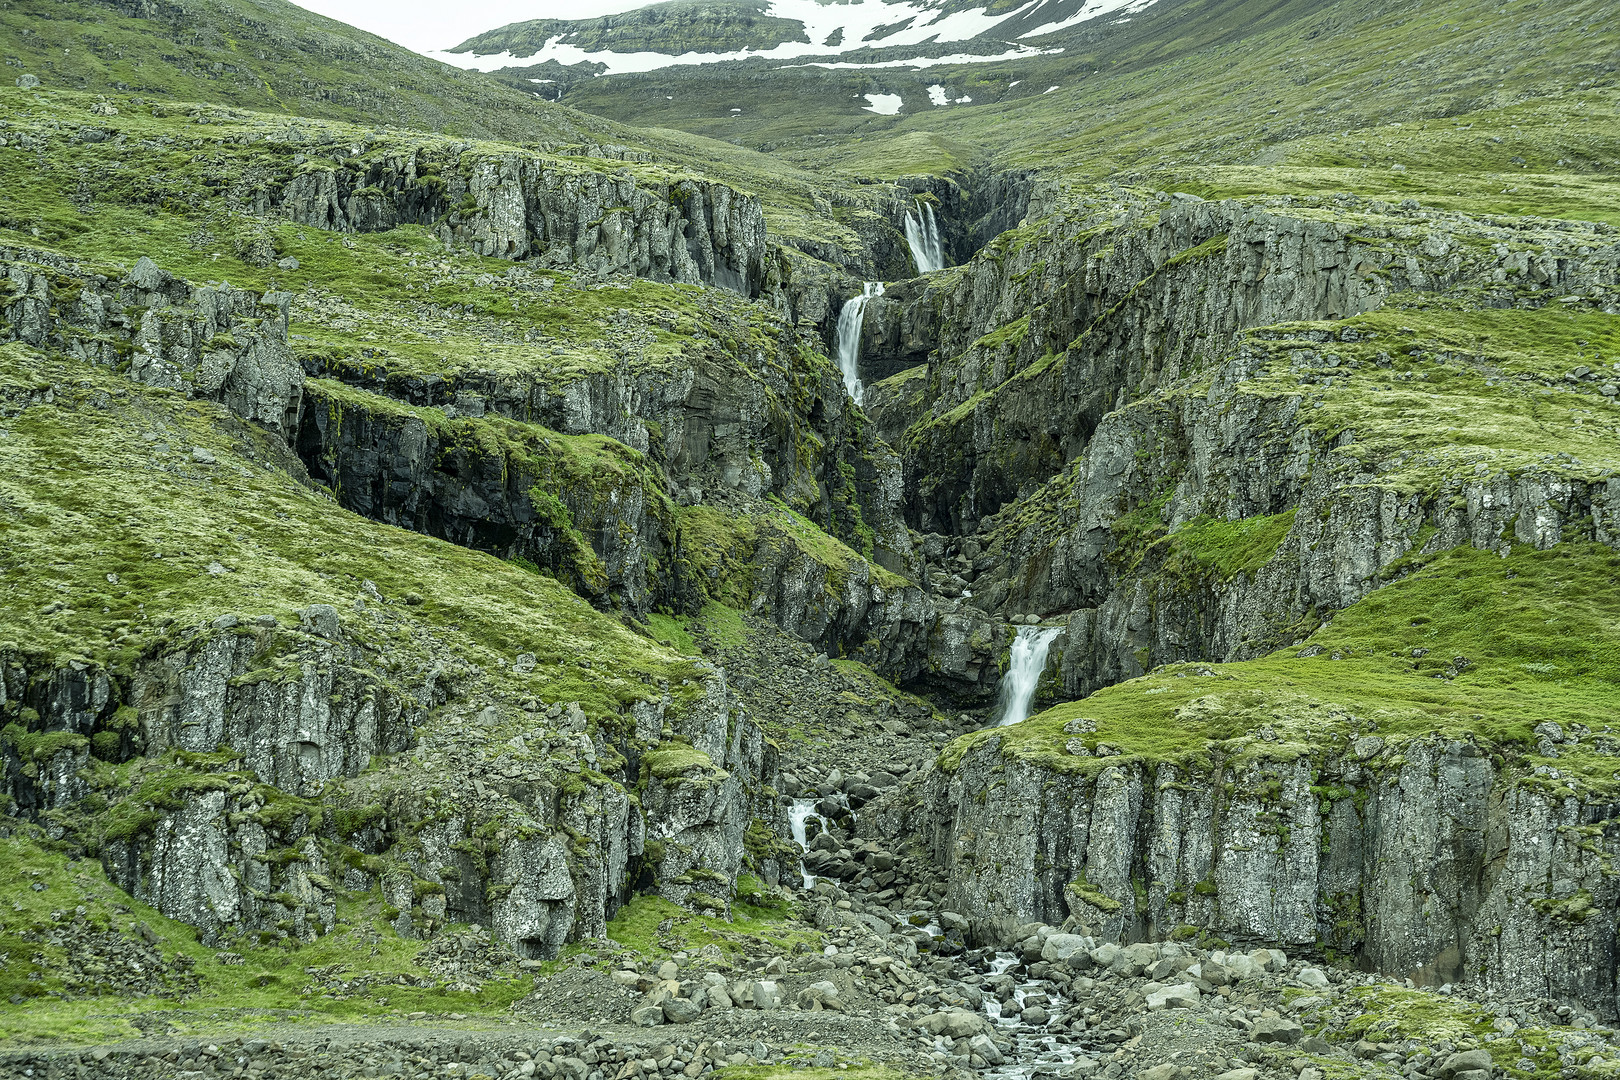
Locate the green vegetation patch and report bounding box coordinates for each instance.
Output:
[604,893,819,964]
[0,835,529,1044]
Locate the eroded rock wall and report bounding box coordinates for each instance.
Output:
[883,193,1620,533]
[876,737,1620,1016]
[268,149,766,294]
[1,612,776,955]
[1,248,303,436]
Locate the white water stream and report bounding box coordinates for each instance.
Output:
[903,201,945,273]
[834,282,883,403]
[788,797,819,888]
[978,951,1086,1080]
[996,626,1062,727]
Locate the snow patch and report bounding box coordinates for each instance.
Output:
[1017,0,1155,38]
[927,84,948,106]
[797,46,1057,70]
[863,93,903,115]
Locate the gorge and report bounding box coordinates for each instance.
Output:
[1,0,1619,1078]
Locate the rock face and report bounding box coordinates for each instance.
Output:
[134,617,416,795]
[971,333,1620,697]
[296,383,684,615]
[1,614,772,953]
[267,146,766,294]
[880,192,1620,535]
[856,189,1620,700]
[1,248,303,435]
[889,738,1620,1015]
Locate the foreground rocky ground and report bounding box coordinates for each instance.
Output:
[7,861,1619,1080]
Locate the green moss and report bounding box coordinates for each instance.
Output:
[1066,873,1122,913]
[1167,233,1229,267]
[641,742,723,781]
[1,725,89,764]
[1162,509,1298,583]
[647,612,701,656]
[604,892,817,963]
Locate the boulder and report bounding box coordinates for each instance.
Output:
[1296,966,1330,989]
[1251,1017,1303,1045]
[661,997,701,1024]
[920,1009,991,1039]
[1145,984,1200,1011]
[1440,1050,1494,1079]
[1041,933,1092,962]
[630,1005,665,1027]
[968,1034,1005,1066]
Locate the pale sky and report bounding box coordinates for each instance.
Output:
[292,0,647,52]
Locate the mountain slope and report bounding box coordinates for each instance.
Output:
[7,0,1620,1064]
[1,0,604,143]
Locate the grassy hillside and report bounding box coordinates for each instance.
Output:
[0,0,616,143]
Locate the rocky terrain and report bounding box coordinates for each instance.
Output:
[2,0,1620,1079]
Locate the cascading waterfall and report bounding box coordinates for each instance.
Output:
[996,625,1062,727]
[788,797,819,888]
[834,281,883,403]
[903,200,945,274]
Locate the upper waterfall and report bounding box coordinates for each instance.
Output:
[835,281,882,403]
[903,201,945,274]
[996,625,1061,727]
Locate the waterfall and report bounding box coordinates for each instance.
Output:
[995,625,1062,727]
[903,201,945,274]
[834,281,882,404]
[788,797,818,889]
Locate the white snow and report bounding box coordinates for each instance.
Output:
[1044,85,1059,93]
[796,46,1057,70]
[863,93,904,115]
[425,0,1150,75]
[926,83,948,106]
[1017,0,1155,39]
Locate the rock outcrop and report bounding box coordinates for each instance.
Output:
[1,248,303,436]
[886,736,1620,1017]
[880,191,1620,534]
[266,144,766,294]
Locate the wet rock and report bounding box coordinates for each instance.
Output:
[969,1034,1005,1066]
